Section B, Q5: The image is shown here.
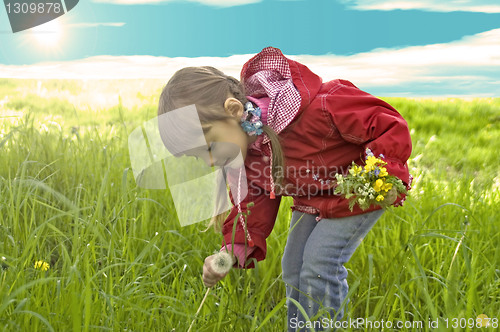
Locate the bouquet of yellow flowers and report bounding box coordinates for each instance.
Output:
[334,149,407,211]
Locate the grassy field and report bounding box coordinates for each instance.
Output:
[0,79,499,331]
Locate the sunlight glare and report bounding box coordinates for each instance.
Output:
[31,20,63,47]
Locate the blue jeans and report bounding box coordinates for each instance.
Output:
[282,210,384,331]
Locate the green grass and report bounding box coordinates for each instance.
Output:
[0,80,499,331]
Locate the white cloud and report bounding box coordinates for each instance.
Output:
[340,0,500,13]
[68,22,126,28]
[91,0,261,7]
[0,54,247,80]
[293,28,500,96]
[92,0,165,3]
[1,28,499,97]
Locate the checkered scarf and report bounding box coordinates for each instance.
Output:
[233,48,304,246]
[241,47,302,145]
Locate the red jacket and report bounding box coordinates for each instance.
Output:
[222,47,412,266]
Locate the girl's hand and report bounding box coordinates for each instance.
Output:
[202,253,235,287]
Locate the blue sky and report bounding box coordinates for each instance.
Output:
[1,0,500,96]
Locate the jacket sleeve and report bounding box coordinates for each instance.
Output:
[327,83,412,186]
[221,182,281,268]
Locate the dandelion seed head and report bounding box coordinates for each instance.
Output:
[210,252,233,275]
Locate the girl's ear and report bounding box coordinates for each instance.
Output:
[223,98,244,118]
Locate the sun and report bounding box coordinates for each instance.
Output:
[30,19,63,48]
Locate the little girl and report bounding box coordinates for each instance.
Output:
[158,47,412,330]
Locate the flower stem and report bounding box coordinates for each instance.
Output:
[187,287,211,332]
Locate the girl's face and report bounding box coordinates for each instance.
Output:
[209,119,254,165]
[182,98,257,167]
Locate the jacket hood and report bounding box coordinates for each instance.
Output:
[240,47,323,143]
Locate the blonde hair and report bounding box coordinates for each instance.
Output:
[158,66,285,230]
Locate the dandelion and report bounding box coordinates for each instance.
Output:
[187,251,234,332]
[210,251,233,275]
[34,260,50,271]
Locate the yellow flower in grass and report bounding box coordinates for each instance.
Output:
[476,314,490,327]
[376,195,385,202]
[34,260,50,271]
[373,179,384,192]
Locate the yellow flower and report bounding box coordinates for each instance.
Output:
[378,167,388,177]
[476,314,490,327]
[376,195,385,202]
[349,165,363,176]
[34,260,50,271]
[382,182,393,192]
[366,156,385,166]
[365,156,377,166]
[365,157,386,172]
[373,179,384,192]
